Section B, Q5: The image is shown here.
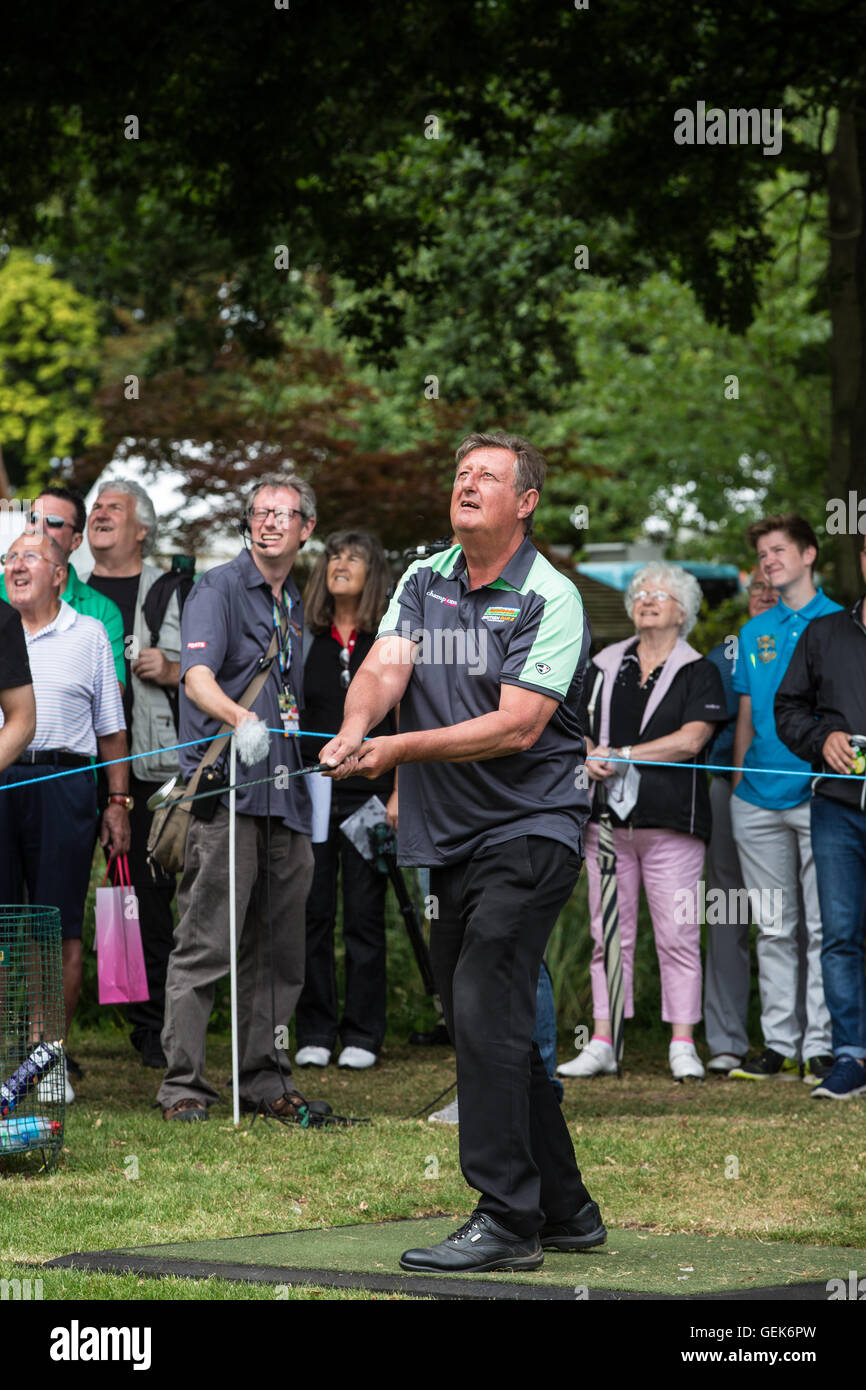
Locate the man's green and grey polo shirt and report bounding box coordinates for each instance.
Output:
[378,536,591,866]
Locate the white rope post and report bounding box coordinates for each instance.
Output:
[228,734,240,1127]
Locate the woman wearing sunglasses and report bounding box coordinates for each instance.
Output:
[557,563,725,1082]
[294,531,395,1070]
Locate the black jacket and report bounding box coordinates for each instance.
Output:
[774,596,866,811]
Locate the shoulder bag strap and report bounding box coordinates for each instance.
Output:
[186,627,281,791]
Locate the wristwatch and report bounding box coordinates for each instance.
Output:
[619,745,633,762]
[107,794,134,811]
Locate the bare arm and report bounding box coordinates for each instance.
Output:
[331,682,560,782]
[132,649,180,689]
[184,664,258,731]
[0,685,37,772]
[731,695,754,792]
[97,729,131,856]
[614,721,717,767]
[319,636,416,770]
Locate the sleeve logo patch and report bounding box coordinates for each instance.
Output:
[482,606,520,623]
[186,640,207,649]
[535,661,552,675]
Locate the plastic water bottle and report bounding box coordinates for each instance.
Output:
[0,1041,63,1117]
[0,1117,61,1152]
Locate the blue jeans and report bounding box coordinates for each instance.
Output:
[534,960,564,1102]
[810,796,866,1059]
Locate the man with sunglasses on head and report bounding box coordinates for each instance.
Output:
[157,474,321,1123]
[0,485,125,688]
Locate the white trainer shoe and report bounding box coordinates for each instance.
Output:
[294,1046,331,1068]
[707,1053,742,1074]
[556,1038,618,1078]
[669,1041,705,1081]
[337,1046,377,1069]
[428,1098,459,1124]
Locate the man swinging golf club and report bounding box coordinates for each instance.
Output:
[320,432,606,1273]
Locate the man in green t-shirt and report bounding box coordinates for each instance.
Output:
[0,485,125,687]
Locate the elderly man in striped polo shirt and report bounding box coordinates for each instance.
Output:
[0,532,128,1101]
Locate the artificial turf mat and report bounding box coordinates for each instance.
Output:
[48,1220,864,1300]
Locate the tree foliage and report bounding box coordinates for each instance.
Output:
[0,250,103,487]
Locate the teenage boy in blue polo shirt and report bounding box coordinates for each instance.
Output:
[729,515,841,1082]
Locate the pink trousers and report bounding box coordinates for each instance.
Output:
[584,823,705,1023]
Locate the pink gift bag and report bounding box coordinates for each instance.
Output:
[96,856,149,1005]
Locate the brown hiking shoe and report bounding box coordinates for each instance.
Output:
[164,1097,209,1122]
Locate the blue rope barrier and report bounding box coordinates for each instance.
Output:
[1,729,863,791]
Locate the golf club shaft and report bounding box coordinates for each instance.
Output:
[170,763,328,808]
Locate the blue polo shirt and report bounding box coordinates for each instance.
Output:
[378,536,592,867]
[732,589,842,809]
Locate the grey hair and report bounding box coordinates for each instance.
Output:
[246,471,317,522]
[624,562,703,638]
[454,431,546,535]
[95,478,158,557]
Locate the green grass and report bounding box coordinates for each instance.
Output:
[1,1029,864,1301]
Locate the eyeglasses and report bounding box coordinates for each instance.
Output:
[339,646,351,690]
[634,589,676,603]
[1,550,48,567]
[28,511,77,531]
[248,506,303,525]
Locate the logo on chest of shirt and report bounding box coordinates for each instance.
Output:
[756,634,777,664]
[427,590,458,608]
[481,605,521,624]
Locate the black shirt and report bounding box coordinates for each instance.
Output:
[87,572,141,727]
[609,647,664,745]
[303,629,396,800]
[582,642,724,842]
[0,600,32,688]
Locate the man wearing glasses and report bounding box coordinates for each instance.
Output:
[0,533,128,1101]
[0,485,126,688]
[157,474,319,1123]
[775,537,866,1099]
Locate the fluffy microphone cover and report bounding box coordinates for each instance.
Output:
[235,717,271,768]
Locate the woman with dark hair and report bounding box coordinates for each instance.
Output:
[294,531,397,1070]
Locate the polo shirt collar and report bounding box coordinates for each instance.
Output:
[26,599,76,642]
[776,588,828,624]
[237,545,300,603]
[448,534,537,591]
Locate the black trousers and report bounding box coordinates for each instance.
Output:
[295,796,388,1053]
[430,835,590,1236]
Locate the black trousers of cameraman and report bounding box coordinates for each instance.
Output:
[429,834,591,1237]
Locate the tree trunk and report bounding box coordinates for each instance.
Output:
[825,110,866,603]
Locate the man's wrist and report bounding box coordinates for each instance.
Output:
[107,793,133,811]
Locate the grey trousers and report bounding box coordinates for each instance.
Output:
[703,776,752,1057]
[157,807,314,1109]
[730,795,831,1060]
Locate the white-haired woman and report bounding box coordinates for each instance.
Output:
[558,563,725,1081]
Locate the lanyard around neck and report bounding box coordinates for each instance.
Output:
[272,591,293,676]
